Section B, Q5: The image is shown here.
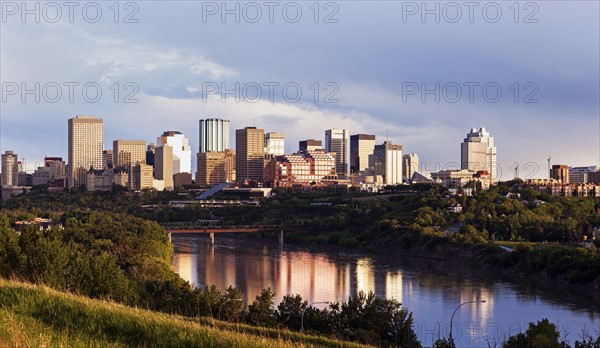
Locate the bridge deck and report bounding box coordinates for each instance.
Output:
[165,225,282,234]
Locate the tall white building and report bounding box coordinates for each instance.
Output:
[403,153,419,180]
[1,151,19,186]
[373,141,403,185]
[264,132,285,156]
[325,129,349,178]
[199,118,230,152]
[461,128,497,182]
[157,131,192,174]
[68,116,104,188]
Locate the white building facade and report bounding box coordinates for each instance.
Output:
[157,131,192,174]
[199,118,230,153]
[461,127,497,182]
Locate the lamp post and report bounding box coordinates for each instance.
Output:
[301,301,330,333]
[449,299,486,347]
[218,298,243,320]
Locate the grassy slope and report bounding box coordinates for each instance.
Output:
[0,279,368,348]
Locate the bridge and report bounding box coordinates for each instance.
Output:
[164,225,284,245]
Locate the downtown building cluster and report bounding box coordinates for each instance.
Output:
[2,118,600,198]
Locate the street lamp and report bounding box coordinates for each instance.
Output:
[301,301,330,333]
[449,299,486,347]
[218,298,243,320]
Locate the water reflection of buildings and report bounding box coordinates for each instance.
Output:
[172,252,198,286]
[173,238,436,306]
[460,287,493,325]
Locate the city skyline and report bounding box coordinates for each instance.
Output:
[1,115,599,181]
[1,2,598,179]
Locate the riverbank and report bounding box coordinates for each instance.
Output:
[240,228,600,307]
[172,232,600,312]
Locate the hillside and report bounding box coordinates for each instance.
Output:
[0,279,367,348]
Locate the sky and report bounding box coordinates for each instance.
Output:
[1,0,599,180]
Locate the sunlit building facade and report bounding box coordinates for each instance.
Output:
[461,128,497,182]
[68,116,104,188]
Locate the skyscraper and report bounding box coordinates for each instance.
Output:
[157,131,192,174]
[68,116,104,188]
[113,140,147,190]
[113,140,146,169]
[1,151,18,186]
[155,145,174,191]
[199,118,230,152]
[403,153,419,180]
[236,127,264,182]
[350,134,375,174]
[196,150,236,186]
[264,132,285,156]
[461,128,497,182]
[325,129,349,178]
[373,141,403,185]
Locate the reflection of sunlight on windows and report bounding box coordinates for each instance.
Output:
[385,271,402,303]
[356,258,375,294]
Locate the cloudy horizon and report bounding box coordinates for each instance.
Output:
[1,1,598,180]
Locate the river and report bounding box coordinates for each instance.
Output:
[171,234,599,347]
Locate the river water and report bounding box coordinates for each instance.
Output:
[171,235,599,347]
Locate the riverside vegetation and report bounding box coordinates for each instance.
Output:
[0,180,599,346]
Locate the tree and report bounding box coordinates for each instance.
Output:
[504,318,562,348]
[0,219,21,277]
[218,286,245,322]
[247,287,277,327]
[334,291,421,347]
[277,294,307,330]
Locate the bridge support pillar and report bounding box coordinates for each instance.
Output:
[210,232,215,245]
[279,229,284,246]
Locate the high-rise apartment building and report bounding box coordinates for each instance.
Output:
[199,118,230,153]
[325,129,349,178]
[461,128,497,182]
[113,140,146,169]
[155,145,174,191]
[373,141,403,185]
[236,127,265,182]
[264,132,285,156]
[1,151,18,186]
[299,139,322,152]
[403,153,419,180]
[196,150,236,186]
[550,164,569,184]
[157,131,192,174]
[68,116,104,188]
[350,134,375,174]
